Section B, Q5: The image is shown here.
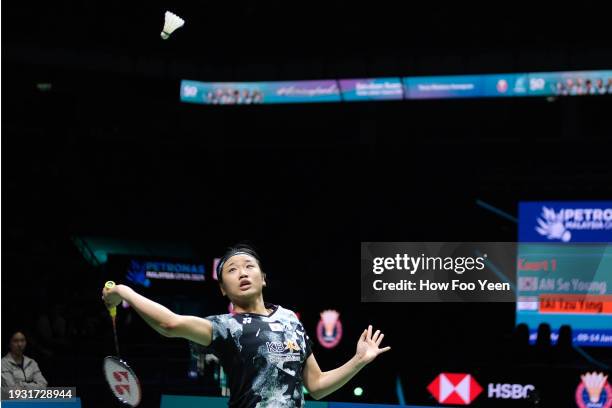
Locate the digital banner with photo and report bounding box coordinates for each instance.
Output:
[180,79,341,105]
[180,70,612,106]
[517,201,612,346]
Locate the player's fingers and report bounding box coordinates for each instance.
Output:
[372,330,381,343]
[376,333,384,346]
[367,325,372,341]
[379,346,391,353]
[359,329,367,342]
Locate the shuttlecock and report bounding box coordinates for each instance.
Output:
[581,372,608,403]
[320,310,340,337]
[161,11,185,40]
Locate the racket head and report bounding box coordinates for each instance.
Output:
[103,356,142,407]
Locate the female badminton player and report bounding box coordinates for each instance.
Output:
[102,245,390,407]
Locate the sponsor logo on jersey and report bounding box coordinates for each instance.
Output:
[266,342,285,353]
[268,354,301,363]
[284,340,301,352]
[269,323,284,332]
[266,340,302,364]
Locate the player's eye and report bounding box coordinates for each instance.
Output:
[247,264,255,268]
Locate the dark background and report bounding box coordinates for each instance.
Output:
[3,1,612,407]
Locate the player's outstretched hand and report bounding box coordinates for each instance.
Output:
[355,325,391,365]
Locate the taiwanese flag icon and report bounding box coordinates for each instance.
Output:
[427,373,483,405]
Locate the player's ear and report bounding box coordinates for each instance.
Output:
[219,281,227,296]
[262,272,267,287]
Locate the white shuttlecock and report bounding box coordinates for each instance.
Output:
[320,310,340,337]
[581,372,608,403]
[161,11,185,40]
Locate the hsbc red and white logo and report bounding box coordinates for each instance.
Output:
[428,373,536,405]
[427,373,483,405]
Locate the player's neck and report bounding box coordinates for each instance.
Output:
[233,296,269,315]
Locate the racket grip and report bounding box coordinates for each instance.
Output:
[105,281,118,318]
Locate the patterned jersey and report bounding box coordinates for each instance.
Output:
[205,303,313,408]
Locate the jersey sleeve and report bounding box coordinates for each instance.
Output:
[290,311,313,359]
[204,315,229,357]
[303,328,314,358]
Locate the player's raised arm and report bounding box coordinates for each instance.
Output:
[102,284,213,346]
[303,325,390,400]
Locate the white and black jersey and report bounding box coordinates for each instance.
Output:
[205,303,313,408]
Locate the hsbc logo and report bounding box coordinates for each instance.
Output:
[428,373,535,404]
[427,373,482,405]
[488,383,535,399]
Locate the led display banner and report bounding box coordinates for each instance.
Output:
[519,201,612,243]
[106,255,207,288]
[161,396,438,408]
[1,400,82,408]
[403,73,529,99]
[515,243,612,346]
[527,70,612,97]
[126,258,206,285]
[339,78,404,101]
[181,70,611,104]
[404,71,612,99]
[517,202,612,346]
[181,79,341,105]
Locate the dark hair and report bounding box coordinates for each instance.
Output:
[216,243,264,284]
[5,329,27,349]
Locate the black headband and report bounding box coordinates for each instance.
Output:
[216,250,253,280]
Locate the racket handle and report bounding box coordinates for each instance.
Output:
[105,281,118,318]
